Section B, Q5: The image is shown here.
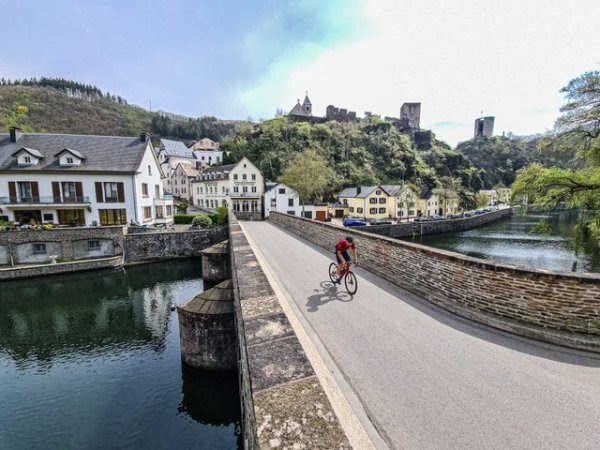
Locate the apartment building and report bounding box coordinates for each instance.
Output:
[0,129,173,226]
[191,157,264,219]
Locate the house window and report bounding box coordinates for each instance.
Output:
[252,186,257,193]
[24,156,31,164]
[357,208,363,214]
[251,200,258,212]
[288,198,294,207]
[43,213,54,222]
[62,182,77,200]
[287,211,295,215]
[155,185,160,198]
[104,182,119,202]
[142,183,149,197]
[18,182,33,201]
[148,165,152,176]
[243,164,247,168]
[243,174,247,180]
[66,157,74,164]
[376,190,381,195]
[156,206,164,218]
[369,198,377,204]
[369,208,377,214]
[88,240,100,250]
[58,209,85,226]
[279,188,285,194]
[99,209,127,225]
[243,186,248,193]
[378,198,386,204]
[379,208,386,214]
[252,174,256,181]
[33,243,47,254]
[166,205,172,216]
[399,211,404,216]
[349,207,354,212]
[143,206,152,220]
[234,174,238,180]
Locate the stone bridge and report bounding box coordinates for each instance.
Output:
[228,212,600,449]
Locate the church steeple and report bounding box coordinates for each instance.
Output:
[302,91,312,115]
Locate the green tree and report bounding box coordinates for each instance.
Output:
[512,71,600,241]
[279,149,336,214]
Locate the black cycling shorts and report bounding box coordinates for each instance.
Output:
[336,249,351,264]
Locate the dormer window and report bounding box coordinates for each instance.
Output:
[12,147,43,166]
[67,157,74,164]
[24,156,31,164]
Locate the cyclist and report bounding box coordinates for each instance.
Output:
[335,236,358,283]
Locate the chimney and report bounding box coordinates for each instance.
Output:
[9,127,22,143]
[140,132,151,142]
[357,186,361,195]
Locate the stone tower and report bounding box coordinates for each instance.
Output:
[302,92,312,116]
[474,116,494,138]
[400,103,421,129]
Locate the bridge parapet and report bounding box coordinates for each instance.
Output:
[269,212,600,353]
[229,213,351,449]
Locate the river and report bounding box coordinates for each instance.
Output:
[0,260,241,449]
[406,210,600,273]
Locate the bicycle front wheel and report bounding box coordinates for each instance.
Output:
[328,263,338,284]
[344,271,358,295]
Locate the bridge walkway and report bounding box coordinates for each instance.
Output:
[241,220,600,450]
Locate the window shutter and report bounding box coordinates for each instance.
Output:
[95,182,104,203]
[31,182,39,201]
[52,182,60,201]
[8,182,16,201]
[117,182,125,203]
[75,182,83,200]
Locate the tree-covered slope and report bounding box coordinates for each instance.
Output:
[0,78,246,142]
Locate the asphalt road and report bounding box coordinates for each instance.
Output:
[242,221,600,450]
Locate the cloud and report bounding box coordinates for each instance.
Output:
[240,0,600,146]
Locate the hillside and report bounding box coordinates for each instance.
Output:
[0,81,245,142]
[221,117,484,198]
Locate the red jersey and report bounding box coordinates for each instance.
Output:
[336,240,355,252]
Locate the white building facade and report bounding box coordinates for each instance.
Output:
[191,157,264,219]
[0,129,173,226]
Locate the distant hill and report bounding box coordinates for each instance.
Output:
[0,78,247,142]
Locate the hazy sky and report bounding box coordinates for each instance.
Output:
[2,0,600,145]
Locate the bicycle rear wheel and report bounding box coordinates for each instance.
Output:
[344,271,358,295]
[328,263,338,283]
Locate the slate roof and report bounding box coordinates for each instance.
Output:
[12,147,44,158]
[380,185,403,196]
[55,148,85,159]
[159,138,194,158]
[338,186,381,198]
[0,133,149,173]
[195,163,236,181]
[303,94,312,106]
[265,181,279,192]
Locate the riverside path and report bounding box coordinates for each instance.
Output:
[240,221,600,450]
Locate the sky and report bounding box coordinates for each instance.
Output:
[1,0,600,146]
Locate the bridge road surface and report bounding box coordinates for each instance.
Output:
[241,221,600,450]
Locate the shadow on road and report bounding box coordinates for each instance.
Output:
[306,281,353,312]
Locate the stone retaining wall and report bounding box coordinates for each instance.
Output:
[229,213,350,449]
[0,255,123,281]
[354,207,513,238]
[123,226,228,262]
[0,226,124,265]
[269,212,600,352]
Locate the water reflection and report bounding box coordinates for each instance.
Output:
[0,260,241,450]
[408,211,599,273]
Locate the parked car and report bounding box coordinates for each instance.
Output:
[463,211,474,217]
[343,217,367,227]
[413,216,429,222]
[446,213,463,219]
[430,215,444,221]
[369,218,393,226]
[474,209,485,215]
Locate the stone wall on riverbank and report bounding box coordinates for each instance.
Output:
[0,255,123,280]
[269,212,600,352]
[354,207,513,238]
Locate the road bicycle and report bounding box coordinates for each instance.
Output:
[328,261,358,295]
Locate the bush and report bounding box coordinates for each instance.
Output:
[214,207,229,225]
[174,214,194,224]
[192,215,212,228]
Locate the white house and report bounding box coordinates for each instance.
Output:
[190,138,223,165]
[264,182,302,217]
[0,128,173,226]
[191,157,264,219]
[171,162,199,203]
[156,138,197,194]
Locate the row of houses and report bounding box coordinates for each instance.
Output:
[0,128,173,227]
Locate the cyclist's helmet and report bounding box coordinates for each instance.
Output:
[346,236,354,243]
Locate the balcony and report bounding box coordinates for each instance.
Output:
[229,192,261,199]
[154,194,174,207]
[0,196,91,207]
